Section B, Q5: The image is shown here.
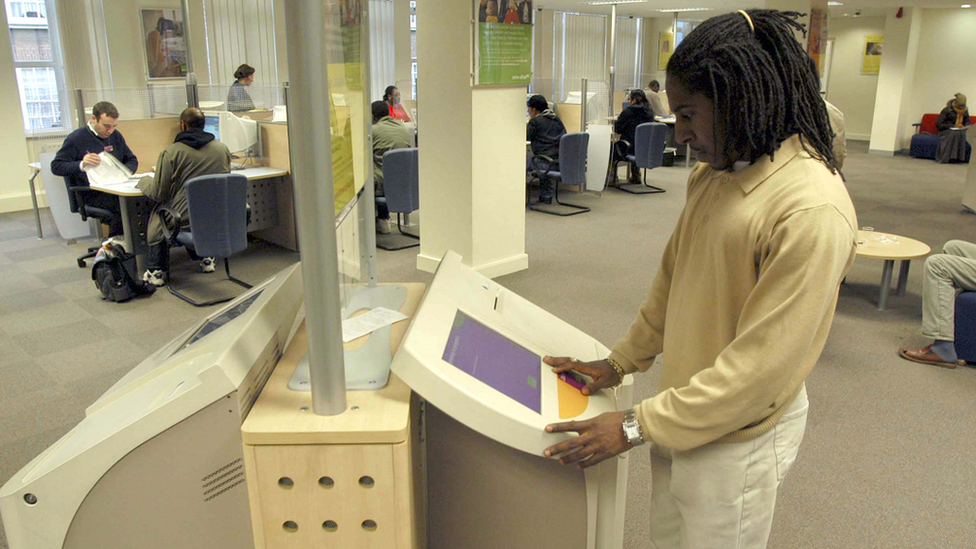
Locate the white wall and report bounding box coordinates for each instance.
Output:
[0,6,32,213]
[640,16,671,91]
[826,16,884,141]
[908,9,976,146]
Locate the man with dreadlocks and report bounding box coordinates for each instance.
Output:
[542,10,857,548]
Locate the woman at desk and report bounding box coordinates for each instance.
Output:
[614,90,655,183]
[227,64,256,112]
[383,85,411,123]
[936,93,970,163]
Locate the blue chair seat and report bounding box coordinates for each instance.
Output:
[548,170,561,179]
[625,154,636,162]
[911,133,972,162]
[954,291,976,363]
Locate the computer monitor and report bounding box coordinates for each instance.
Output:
[203,114,220,141]
[218,111,258,155]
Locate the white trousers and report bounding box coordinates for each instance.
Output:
[648,385,809,549]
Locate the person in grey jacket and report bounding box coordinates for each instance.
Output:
[138,108,232,286]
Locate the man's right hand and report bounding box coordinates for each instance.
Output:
[82,153,101,167]
[545,356,621,396]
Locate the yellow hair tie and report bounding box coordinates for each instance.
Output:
[737,10,755,33]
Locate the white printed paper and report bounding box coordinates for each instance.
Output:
[83,152,133,185]
[341,307,409,343]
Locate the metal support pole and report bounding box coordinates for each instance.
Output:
[180,0,195,75]
[580,77,588,132]
[361,0,378,288]
[185,72,199,109]
[608,3,617,115]
[74,89,86,129]
[285,1,347,416]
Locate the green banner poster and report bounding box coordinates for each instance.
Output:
[475,0,533,85]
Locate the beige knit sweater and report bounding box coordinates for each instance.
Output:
[610,135,858,452]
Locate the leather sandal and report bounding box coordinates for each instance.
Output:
[898,346,963,369]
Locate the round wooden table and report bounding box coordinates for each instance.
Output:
[855,230,931,310]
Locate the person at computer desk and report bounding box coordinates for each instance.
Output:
[526,94,566,204]
[935,93,970,163]
[137,107,232,287]
[51,101,138,236]
[642,80,667,118]
[614,89,655,184]
[227,64,256,112]
[372,100,412,235]
[383,85,411,123]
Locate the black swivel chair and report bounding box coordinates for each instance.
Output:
[157,174,252,307]
[64,178,120,268]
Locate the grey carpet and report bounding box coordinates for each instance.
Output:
[2,142,975,548]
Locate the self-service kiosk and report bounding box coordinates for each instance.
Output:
[0,264,305,549]
[392,251,632,549]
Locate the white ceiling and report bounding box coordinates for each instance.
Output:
[533,0,974,21]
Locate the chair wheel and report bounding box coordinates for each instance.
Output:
[77,259,86,268]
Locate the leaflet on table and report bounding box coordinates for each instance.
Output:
[82,152,133,185]
[341,307,409,343]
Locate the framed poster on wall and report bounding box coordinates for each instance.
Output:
[658,31,674,70]
[474,0,533,85]
[861,34,884,75]
[140,8,188,79]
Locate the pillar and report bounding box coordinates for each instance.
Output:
[868,8,922,155]
[415,0,528,278]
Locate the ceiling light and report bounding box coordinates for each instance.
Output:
[828,1,843,5]
[583,0,647,5]
[655,7,710,12]
[963,4,972,7]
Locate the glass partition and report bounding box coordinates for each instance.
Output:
[80,86,185,121]
[196,84,286,113]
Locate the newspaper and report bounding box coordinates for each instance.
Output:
[82,152,133,185]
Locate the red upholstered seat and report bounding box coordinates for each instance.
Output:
[919,113,939,135]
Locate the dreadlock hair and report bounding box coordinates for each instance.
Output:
[665,10,839,176]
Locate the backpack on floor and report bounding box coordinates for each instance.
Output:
[91,240,155,303]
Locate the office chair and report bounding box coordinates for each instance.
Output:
[611,122,667,194]
[158,173,252,307]
[528,132,591,216]
[65,179,120,268]
[376,148,420,251]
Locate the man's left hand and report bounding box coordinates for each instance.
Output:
[544,411,631,469]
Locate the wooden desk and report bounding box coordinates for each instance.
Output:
[856,231,931,310]
[241,283,426,549]
[91,167,292,272]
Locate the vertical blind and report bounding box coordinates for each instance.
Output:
[554,12,606,102]
[201,0,278,88]
[369,0,395,102]
[614,16,641,91]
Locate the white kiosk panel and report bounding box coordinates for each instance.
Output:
[392,251,630,549]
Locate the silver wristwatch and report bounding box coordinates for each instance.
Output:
[622,410,645,447]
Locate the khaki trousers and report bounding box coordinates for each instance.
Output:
[648,385,809,549]
[921,240,976,342]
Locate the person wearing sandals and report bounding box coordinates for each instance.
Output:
[899,240,976,368]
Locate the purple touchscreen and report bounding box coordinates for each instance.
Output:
[442,310,542,413]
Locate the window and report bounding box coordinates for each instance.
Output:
[6,0,66,133]
[409,0,416,99]
[674,20,695,50]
